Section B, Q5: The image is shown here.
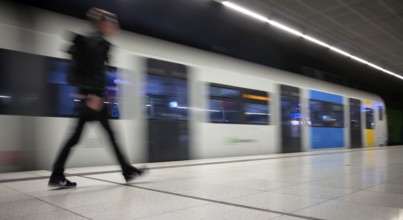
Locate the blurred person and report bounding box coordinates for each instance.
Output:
[49,8,146,188]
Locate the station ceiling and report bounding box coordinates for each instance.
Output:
[13,0,403,108]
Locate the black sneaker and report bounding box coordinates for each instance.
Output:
[123,166,148,182]
[48,176,77,188]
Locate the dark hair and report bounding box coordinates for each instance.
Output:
[86,7,118,25]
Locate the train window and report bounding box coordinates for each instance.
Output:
[104,67,121,119]
[210,86,241,99]
[209,99,241,123]
[0,49,122,118]
[208,84,269,125]
[0,49,49,116]
[244,103,269,125]
[309,100,344,128]
[47,59,79,117]
[378,107,383,121]
[145,74,188,120]
[366,108,374,129]
[47,58,121,119]
[349,100,361,129]
[242,89,269,125]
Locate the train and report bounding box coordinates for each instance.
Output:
[0,2,387,172]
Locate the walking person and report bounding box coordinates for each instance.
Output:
[49,8,145,188]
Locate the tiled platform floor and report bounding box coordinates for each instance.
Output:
[1,146,403,220]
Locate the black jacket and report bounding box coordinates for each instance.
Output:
[67,32,111,93]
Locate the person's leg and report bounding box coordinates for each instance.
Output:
[98,108,145,181]
[49,115,87,187]
[98,108,131,171]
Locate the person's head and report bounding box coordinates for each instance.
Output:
[87,8,119,36]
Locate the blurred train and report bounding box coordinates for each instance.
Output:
[0,2,387,172]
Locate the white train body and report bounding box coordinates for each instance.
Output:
[0,3,387,171]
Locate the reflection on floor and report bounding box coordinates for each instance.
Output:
[1,146,403,220]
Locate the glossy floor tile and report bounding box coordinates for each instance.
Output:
[268,183,358,199]
[293,200,403,220]
[69,195,208,220]
[139,203,281,220]
[0,199,65,220]
[1,146,403,219]
[223,191,326,213]
[336,190,403,209]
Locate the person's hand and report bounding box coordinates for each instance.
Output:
[86,94,104,112]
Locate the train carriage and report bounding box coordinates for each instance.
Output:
[0,2,387,172]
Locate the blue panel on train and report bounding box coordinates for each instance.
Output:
[311,127,344,149]
[310,90,344,149]
[310,90,343,104]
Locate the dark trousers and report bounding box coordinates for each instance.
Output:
[52,103,131,177]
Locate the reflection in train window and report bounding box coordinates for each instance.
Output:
[208,83,269,125]
[0,49,48,116]
[244,103,269,125]
[0,49,123,118]
[145,74,188,120]
[309,100,344,128]
[209,100,240,123]
[281,96,301,126]
[47,59,79,117]
[210,86,241,99]
[350,101,361,129]
[378,107,383,121]
[366,108,374,129]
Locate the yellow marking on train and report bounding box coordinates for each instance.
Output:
[365,129,375,147]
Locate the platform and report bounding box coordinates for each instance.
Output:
[1,146,403,220]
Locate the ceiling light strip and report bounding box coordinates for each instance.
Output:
[267,20,303,37]
[302,35,330,48]
[329,46,351,57]
[219,1,402,80]
[222,1,268,22]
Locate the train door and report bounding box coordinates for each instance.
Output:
[145,59,189,162]
[349,98,362,148]
[364,101,375,147]
[280,85,302,153]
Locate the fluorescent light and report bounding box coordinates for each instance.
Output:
[367,63,383,71]
[0,95,11,99]
[350,55,368,65]
[218,1,403,80]
[267,20,303,37]
[365,63,403,79]
[223,1,303,37]
[303,35,330,48]
[329,46,351,57]
[222,1,269,23]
